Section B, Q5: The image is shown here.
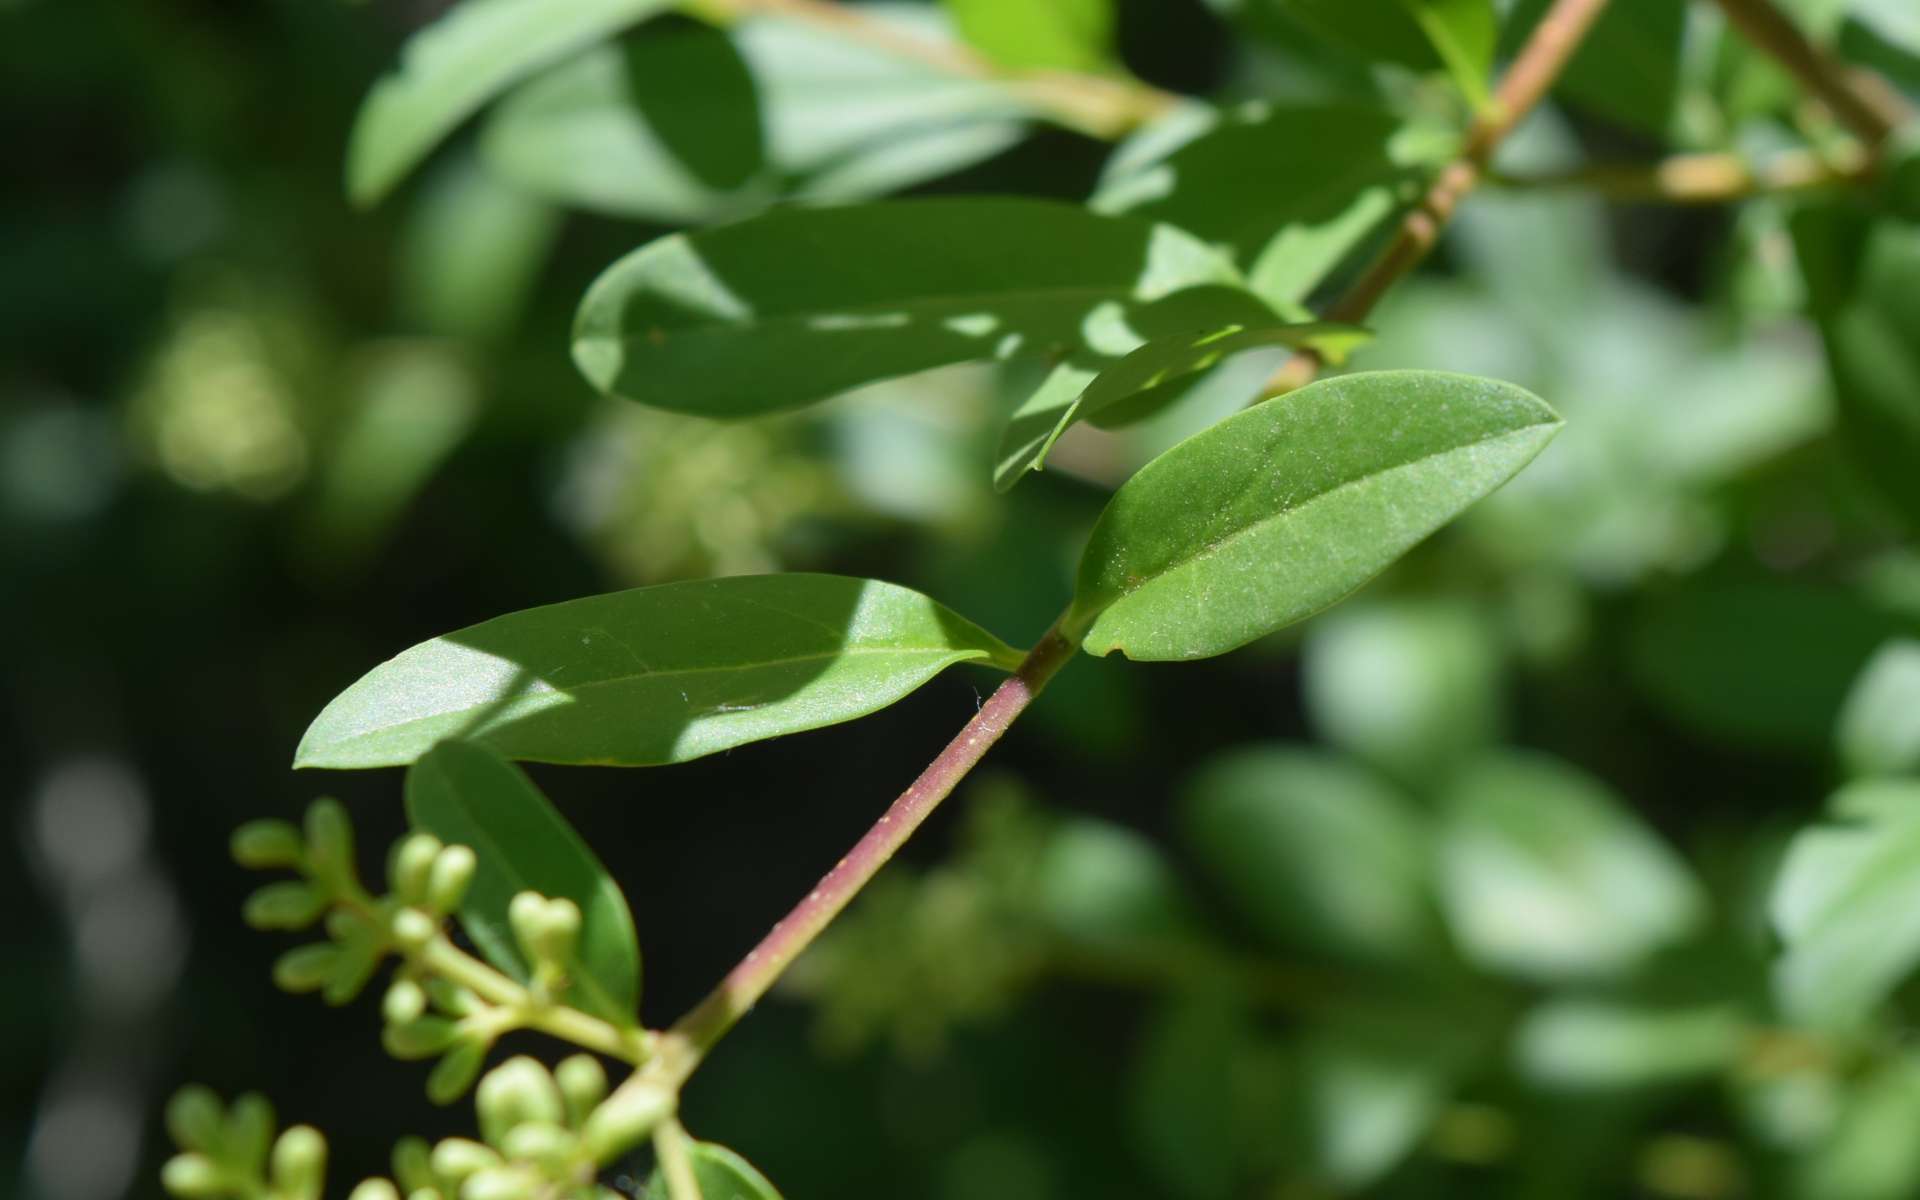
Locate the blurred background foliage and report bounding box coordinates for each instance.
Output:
[8,0,1920,1197]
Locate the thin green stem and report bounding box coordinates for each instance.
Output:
[1488,143,1873,203]
[652,1119,706,1200]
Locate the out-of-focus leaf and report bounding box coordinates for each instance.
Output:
[1794,1052,1920,1200]
[1515,1000,1746,1091]
[482,9,1032,222]
[1630,581,1910,750]
[1438,751,1705,981]
[1301,1031,1458,1186]
[1837,639,1920,779]
[405,741,641,1024]
[645,1139,784,1199]
[1129,991,1251,1200]
[1772,780,1920,1029]
[1301,599,1504,784]
[573,199,1241,417]
[1093,101,1422,302]
[1183,747,1434,963]
[1792,205,1920,527]
[397,154,560,339]
[1067,371,1560,661]
[1265,0,1475,70]
[945,0,1113,72]
[297,574,1021,769]
[1403,0,1497,105]
[1503,0,1684,135]
[346,0,671,206]
[1034,816,1201,950]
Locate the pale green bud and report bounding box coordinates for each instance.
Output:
[384,1016,459,1061]
[425,978,480,1017]
[303,798,355,891]
[579,1084,674,1163]
[427,1041,488,1106]
[390,908,438,952]
[554,1056,606,1127]
[322,936,383,1006]
[391,834,443,904]
[384,978,427,1026]
[348,1180,402,1200]
[273,944,339,993]
[461,1167,536,1200]
[224,1094,275,1173]
[231,820,304,870]
[244,882,328,931]
[498,1122,575,1169]
[270,1126,327,1200]
[429,1138,499,1185]
[476,1057,564,1145]
[426,846,477,914]
[392,1137,435,1194]
[507,895,581,969]
[164,1086,223,1153]
[161,1153,223,1198]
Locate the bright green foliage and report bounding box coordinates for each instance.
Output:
[1503,0,1684,135]
[347,0,672,206]
[645,1141,785,1199]
[572,198,1243,416]
[296,573,1020,768]
[406,742,641,1023]
[1182,747,1433,964]
[1773,781,1920,1030]
[1067,371,1560,660]
[1838,639,1920,778]
[1437,752,1704,981]
[1267,0,1493,84]
[944,0,1114,72]
[1514,1000,1748,1091]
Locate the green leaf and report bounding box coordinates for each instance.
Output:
[573,198,1242,418]
[1268,0,1456,68]
[1792,205,1920,528]
[1514,1000,1746,1091]
[1503,0,1684,136]
[1302,599,1504,784]
[1837,639,1920,779]
[1300,1031,1459,1186]
[945,0,1113,71]
[405,741,640,1024]
[1093,101,1422,302]
[645,1140,784,1199]
[991,283,1367,491]
[1772,780,1920,1029]
[1402,0,1497,106]
[296,573,1022,769]
[1794,1051,1920,1200]
[1183,747,1434,964]
[1033,816,1201,950]
[346,0,672,206]
[1129,991,1251,1200]
[1438,751,1705,982]
[397,153,561,339]
[1066,371,1560,661]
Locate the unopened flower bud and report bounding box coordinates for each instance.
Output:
[161,1154,223,1198]
[231,820,304,870]
[427,1040,488,1106]
[424,978,480,1017]
[384,1016,459,1060]
[580,1084,674,1163]
[390,834,443,904]
[391,908,438,952]
[270,1126,327,1200]
[499,1121,575,1168]
[461,1167,536,1200]
[323,936,383,1006]
[224,1094,275,1173]
[348,1180,401,1200]
[273,944,339,994]
[384,978,427,1026]
[165,1086,223,1153]
[244,882,328,931]
[303,798,355,891]
[554,1056,606,1127]
[429,1138,499,1185]
[476,1057,564,1145]
[426,846,476,914]
[508,894,581,969]
[392,1138,434,1194]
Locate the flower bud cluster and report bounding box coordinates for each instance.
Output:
[160,1089,325,1200]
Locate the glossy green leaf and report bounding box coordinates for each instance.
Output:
[405,741,640,1023]
[1773,781,1920,1029]
[346,0,672,206]
[1403,0,1497,105]
[1066,371,1560,661]
[1302,599,1504,784]
[1503,0,1684,135]
[1438,752,1705,981]
[1837,639,1920,779]
[991,282,1367,490]
[945,0,1113,72]
[1792,205,1920,527]
[481,9,1031,222]
[645,1140,784,1200]
[1094,101,1422,302]
[1515,1000,1746,1091]
[296,573,1022,769]
[573,198,1241,417]
[1183,746,1434,964]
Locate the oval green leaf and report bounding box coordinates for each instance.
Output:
[1066,370,1561,660]
[645,1141,784,1200]
[405,741,640,1024]
[297,573,1022,769]
[571,197,1240,417]
[347,0,672,207]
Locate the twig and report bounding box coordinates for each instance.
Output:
[1260,0,1616,397]
[652,1119,706,1200]
[1709,0,1913,147]
[1490,143,1873,203]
